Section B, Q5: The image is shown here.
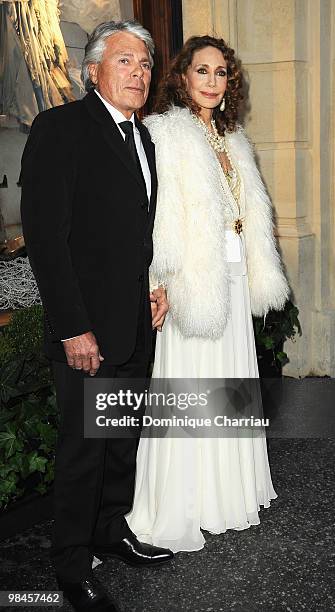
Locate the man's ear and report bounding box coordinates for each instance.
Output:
[88,63,99,85]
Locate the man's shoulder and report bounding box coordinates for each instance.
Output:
[33,99,87,131]
[23,99,89,161]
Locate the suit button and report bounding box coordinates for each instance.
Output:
[138,274,144,282]
[140,201,146,209]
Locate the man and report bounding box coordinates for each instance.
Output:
[21,20,172,612]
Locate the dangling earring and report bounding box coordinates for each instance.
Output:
[220,97,226,112]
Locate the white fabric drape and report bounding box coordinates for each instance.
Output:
[0,0,74,125]
[59,0,121,34]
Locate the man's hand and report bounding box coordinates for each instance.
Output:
[62,331,104,376]
[150,286,169,332]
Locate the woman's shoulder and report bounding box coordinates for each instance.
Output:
[225,123,247,143]
[143,106,194,142]
[226,123,254,149]
[225,123,257,164]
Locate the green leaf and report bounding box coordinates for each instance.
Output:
[28,451,48,473]
[3,452,25,473]
[44,463,55,483]
[276,351,289,365]
[0,473,18,494]
[36,424,57,451]
[0,423,24,457]
[0,409,13,428]
[35,483,47,495]
[0,464,13,478]
[263,337,275,350]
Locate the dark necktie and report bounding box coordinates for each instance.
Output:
[119,120,147,195]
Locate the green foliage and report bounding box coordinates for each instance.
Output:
[0,304,44,360]
[253,299,302,371]
[0,306,58,510]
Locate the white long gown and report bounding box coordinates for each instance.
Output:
[126,162,277,553]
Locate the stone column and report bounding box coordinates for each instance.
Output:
[309,0,335,375]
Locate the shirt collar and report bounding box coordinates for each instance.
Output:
[94,89,137,130]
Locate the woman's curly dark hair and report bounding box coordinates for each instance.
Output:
[154,35,243,134]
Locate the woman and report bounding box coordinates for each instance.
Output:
[127,36,290,552]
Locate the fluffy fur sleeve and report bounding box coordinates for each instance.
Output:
[226,127,290,317]
[143,113,185,283]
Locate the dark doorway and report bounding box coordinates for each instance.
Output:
[133,0,183,114]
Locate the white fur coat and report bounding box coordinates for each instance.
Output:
[144,106,290,339]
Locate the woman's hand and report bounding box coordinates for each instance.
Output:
[150,287,169,331]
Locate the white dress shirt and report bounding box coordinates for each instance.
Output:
[62,90,152,342]
[94,89,151,201]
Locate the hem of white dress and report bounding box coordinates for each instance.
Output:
[133,493,278,554]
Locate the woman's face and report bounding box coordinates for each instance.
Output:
[184,46,228,111]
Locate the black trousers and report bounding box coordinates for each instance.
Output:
[51,289,152,582]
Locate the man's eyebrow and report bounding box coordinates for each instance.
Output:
[115,51,150,61]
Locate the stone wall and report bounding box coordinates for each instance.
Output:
[182,0,335,377]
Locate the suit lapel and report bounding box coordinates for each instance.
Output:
[83,90,147,198]
[136,116,157,221]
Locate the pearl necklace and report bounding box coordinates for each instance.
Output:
[191,113,226,153]
[191,112,240,193]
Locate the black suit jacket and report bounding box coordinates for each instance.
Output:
[20,89,157,364]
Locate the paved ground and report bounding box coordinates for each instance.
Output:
[1,437,334,612]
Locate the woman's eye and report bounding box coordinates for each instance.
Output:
[197,68,207,74]
[119,58,129,64]
[142,63,151,70]
[217,70,227,77]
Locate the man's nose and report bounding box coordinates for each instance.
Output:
[132,63,144,79]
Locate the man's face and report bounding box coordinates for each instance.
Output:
[88,32,152,118]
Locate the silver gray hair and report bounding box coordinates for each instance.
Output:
[81,20,155,92]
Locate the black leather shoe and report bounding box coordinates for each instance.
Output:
[94,532,174,567]
[57,575,120,611]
